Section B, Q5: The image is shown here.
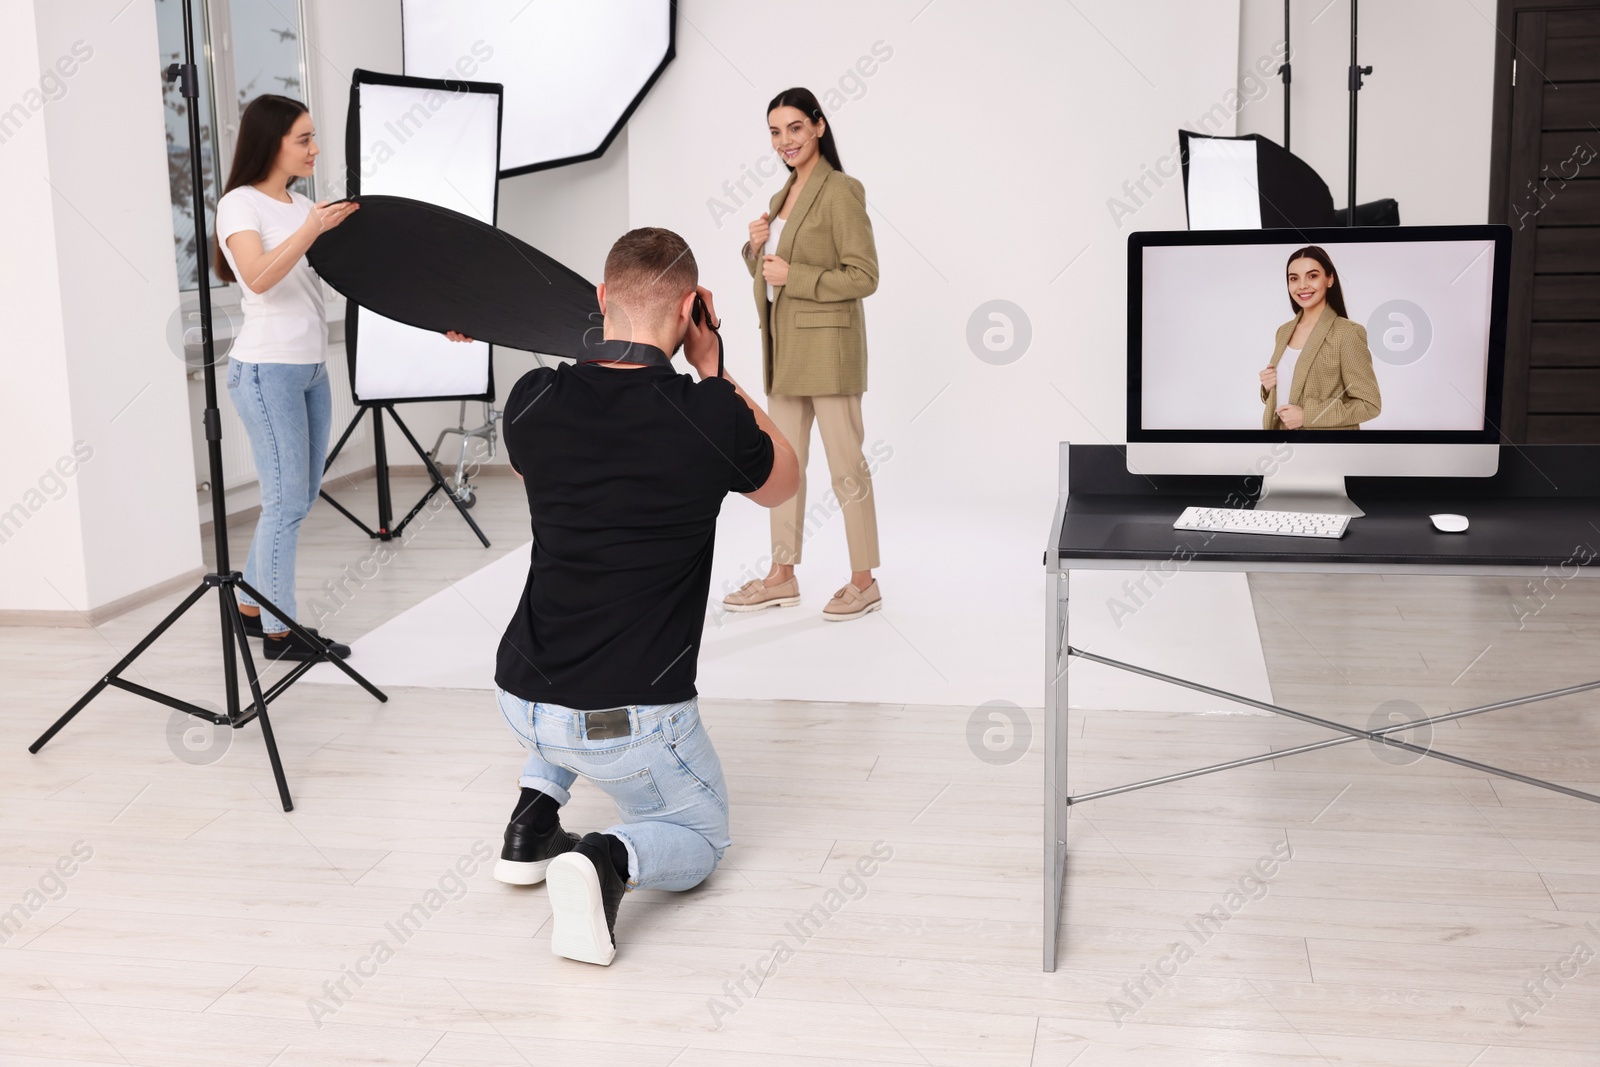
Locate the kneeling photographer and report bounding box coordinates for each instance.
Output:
[490,227,799,966]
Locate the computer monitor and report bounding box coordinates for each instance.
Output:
[1126,225,1512,515]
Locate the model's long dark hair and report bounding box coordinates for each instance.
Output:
[213,94,309,283]
[1285,245,1348,319]
[766,87,843,174]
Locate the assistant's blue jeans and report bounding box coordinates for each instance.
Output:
[496,690,732,892]
[226,359,331,634]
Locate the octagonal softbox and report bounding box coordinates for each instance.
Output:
[401,0,675,176]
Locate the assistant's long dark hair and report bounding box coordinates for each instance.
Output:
[767,87,844,174]
[212,94,309,283]
[1285,245,1348,319]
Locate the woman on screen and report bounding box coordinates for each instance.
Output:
[721,88,884,622]
[1258,245,1382,431]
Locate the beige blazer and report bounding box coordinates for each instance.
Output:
[1261,311,1382,430]
[742,158,878,396]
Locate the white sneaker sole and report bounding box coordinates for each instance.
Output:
[546,853,617,966]
[494,857,554,886]
[823,600,882,622]
[721,595,800,613]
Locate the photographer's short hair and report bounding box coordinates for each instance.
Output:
[604,227,698,329]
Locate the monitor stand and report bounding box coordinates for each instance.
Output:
[1257,469,1365,517]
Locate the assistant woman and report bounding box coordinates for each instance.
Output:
[1258,245,1382,431]
[721,87,883,622]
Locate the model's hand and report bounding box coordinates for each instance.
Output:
[1259,366,1277,391]
[444,331,474,343]
[1277,404,1304,429]
[684,285,722,379]
[762,255,789,287]
[748,212,771,256]
[302,199,358,237]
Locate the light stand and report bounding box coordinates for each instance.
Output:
[1279,0,1291,151]
[1346,0,1373,225]
[28,0,387,811]
[319,403,490,546]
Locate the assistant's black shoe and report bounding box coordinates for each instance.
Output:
[546,832,628,966]
[238,613,319,640]
[261,628,351,661]
[495,790,578,886]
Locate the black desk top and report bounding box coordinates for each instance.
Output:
[1055,445,1600,568]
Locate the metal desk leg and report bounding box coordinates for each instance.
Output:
[1044,568,1068,971]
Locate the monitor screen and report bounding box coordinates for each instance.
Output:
[1127,226,1511,444]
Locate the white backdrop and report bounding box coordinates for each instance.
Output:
[618,0,1245,707]
[1140,239,1495,431]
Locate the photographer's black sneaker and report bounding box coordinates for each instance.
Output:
[495,790,579,886]
[546,833,628,966]
[262,628,351,661]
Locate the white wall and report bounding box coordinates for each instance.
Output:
[629,0,1241,505]
[0,0,200,615]
[1237,0,1497,225]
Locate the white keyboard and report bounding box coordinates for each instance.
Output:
[1173,506,1350,539]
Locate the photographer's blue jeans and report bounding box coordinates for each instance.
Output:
[226,359,331,635]
[496,690,731,892]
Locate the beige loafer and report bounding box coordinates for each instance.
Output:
[722,577,800,612]
[822,580,882,621]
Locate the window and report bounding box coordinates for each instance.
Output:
[155,0,312,292]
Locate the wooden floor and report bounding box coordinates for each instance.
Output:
[2,472,1597,1065]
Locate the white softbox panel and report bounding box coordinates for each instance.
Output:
[401,0,674,176]
[346,71,502,403]
[1184,137,1262,230]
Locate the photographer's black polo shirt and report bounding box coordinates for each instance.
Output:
[495,346,774,709]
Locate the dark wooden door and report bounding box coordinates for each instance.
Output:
[1489,1,1600,442]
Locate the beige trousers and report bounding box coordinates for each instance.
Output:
[767,393,880,571]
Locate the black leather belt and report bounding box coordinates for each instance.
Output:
[582,707,633,740]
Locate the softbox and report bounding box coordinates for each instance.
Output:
[401,0,675,176]
[1179,130,1337,230]
[342,69,503,404]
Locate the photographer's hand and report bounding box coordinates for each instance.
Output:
[683,286,722,380]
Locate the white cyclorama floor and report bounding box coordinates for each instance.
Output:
[307,495,1275,714]
[2,471,1596,1065]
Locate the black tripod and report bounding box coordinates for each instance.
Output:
[319,402,489,546]
[28,0,386,812]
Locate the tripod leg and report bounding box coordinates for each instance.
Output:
[237,578,388,703]
[224,592,293,811]
[319,408,381,538]
[30,580,212,753]
[322,407,364,476]
[389,407,490,547]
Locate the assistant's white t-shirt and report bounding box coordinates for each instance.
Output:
[214,185,328,365]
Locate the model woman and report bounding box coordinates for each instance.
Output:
[722,87,883,621]
[1258,245,1381,430]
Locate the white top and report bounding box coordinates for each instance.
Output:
[764,216,787,302]
[214,185,328,365]
[1275,346,1302,408]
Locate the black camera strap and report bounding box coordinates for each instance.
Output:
[577,296,724,377]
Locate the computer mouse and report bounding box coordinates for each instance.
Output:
[1429,513,1469,533]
